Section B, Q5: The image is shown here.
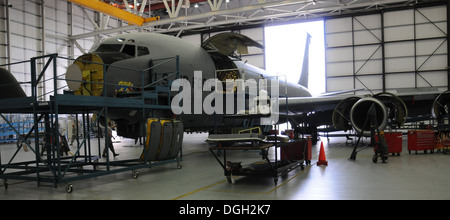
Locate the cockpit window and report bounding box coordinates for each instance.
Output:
[96,43,149,57]
[138,46,149,56]
[122,44,136,57]
[96,44,123,52]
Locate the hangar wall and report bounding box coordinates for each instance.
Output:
[0,0,121,100]
[325,4,449,94]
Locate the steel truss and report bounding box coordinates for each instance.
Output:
[64,0,439,39]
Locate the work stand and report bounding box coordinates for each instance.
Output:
[0,54,183,192]
[349,104,389,163]
[209,140,306,185]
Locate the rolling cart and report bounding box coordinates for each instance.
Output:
[208,139,307,185]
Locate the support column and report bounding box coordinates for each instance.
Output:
[447,1,450,90]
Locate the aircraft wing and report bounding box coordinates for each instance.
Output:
[276,88,446,135]
[279,94,357,114]
[281,88,444,114]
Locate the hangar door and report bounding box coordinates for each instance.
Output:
[325,4,448,94]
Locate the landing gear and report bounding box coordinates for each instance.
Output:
[65,183,73,193]
[132,170,139,179]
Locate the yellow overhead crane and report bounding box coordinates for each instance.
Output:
[68,0,160,26]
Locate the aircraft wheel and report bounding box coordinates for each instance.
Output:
[132,170,139,179]
[65,183,73,193]
[372,155,378,163]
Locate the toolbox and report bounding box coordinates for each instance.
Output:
[375,132,403,156]
[385,132,403,156]
[407,130,436,154]
[281,136,312,165]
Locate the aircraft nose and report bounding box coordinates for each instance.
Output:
[0,68,26,99]
[65,63,82,91]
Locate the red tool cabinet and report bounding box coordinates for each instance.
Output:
[385,132,403,156]
[281,136,312,165]
[375,132,403,156]
[407,130,436,154]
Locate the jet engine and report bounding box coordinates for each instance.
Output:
[432,90,450,123]
[332,92,407,136]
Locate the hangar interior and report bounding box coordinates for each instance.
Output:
[0,0,450,200]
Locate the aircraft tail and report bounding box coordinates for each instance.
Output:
[298,33,311,88]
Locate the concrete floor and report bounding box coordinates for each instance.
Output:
[1,132,450,200]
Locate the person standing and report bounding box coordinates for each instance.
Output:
[102,122,119,157]
[70,124,77,146]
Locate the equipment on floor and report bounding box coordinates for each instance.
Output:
[140,119,184,163]
[0,54,184,193]
[317,142,328,166]
[407,130,435,155]
[349,103,389,163]
[381,132,402,156]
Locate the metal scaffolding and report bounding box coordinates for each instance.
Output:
[0,53,182,193]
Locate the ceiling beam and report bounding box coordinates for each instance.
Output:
[68,0,145,26]
[68,0,423,40]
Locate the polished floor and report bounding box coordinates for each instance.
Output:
[1,132,450,200]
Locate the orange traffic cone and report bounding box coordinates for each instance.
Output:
[317,142,328,166]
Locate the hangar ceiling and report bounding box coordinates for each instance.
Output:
[69,0,441,39]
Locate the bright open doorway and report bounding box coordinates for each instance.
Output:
[264,20,325,95]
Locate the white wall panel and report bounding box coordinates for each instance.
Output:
[326,62,353,77]
[325,4,448,93]
[355,75,383,91]
[325,13,383,93]
[417,55,447,71]
[386,73,415,88]
[325,32,353,47]
[326,17,353,33]
[417,71,447,87]
[384,25,415,41]
[385,41,415,58]
[353,29,382,45]
[327,76,354,91]
[326,47,353,63]
[384,10,414,26]
[355,60,382,75]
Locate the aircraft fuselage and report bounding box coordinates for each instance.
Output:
[65,33,312,138]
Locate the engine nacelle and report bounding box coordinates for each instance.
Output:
[350,97,388,136]
[332,93,407,136]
